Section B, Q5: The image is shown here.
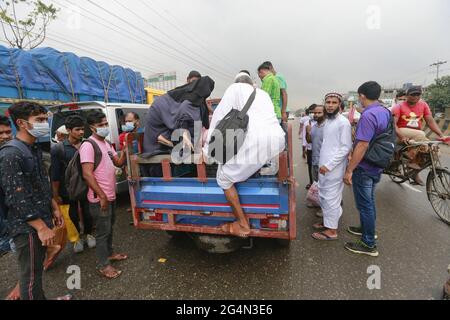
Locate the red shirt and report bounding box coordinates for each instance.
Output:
[393,101,432,130]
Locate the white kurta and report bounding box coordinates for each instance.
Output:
[204,83,286,189]
[318,114,352,229]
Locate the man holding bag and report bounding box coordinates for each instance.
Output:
[344,81,392,257]
[204,72,286,238]
[51,115,95,255]
[0,102,70,300]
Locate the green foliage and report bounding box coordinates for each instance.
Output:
[424,76,450,113]
[0,0,59,49]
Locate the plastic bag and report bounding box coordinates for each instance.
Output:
[306,182,320,207]
[60,204,80,243]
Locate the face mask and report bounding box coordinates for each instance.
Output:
[121,122,135,132]
[95,127,110,138]
[27,122,50,138]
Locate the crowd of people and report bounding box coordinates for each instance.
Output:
[302,82,447,257]
[0,60,447,300]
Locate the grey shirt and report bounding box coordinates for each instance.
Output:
[311,121,325,166]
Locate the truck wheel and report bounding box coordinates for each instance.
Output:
[166,231,187,239]
[275,239,292,248]
[191,234,246,254]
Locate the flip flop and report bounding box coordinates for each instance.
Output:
[98,267,122,279]
[312,232,338,241]
[109,253,129,262]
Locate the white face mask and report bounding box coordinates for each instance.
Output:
[95,127,110,138]
[26,121,50,138]
[121,122,135,132]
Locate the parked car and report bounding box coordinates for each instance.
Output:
[46,101,151,193]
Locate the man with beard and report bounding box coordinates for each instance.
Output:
[306,105,326,183]
[312,93,352,241]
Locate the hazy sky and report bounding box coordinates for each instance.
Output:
[4,0,450,109]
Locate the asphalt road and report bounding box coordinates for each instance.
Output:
[1,121,449,300]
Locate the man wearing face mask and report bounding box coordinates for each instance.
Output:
[312,93,352,241]
[0,102,71,300]
[51,115,94,256]
[79,111,128,279]
[119,112,142,151]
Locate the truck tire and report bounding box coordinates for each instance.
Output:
[275,239,292,248]
[190,233,247,254]
[166,231,187,239]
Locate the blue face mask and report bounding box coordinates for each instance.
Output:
[27,121,50,138]
[95,127,110,138]
[121,122,135,133]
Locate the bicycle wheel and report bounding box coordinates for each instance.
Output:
[426,168,450,225]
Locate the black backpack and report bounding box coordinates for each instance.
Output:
[363,111,396,169]
[208,89,256,164]
[65,139,102,201]
[0,139,37,239]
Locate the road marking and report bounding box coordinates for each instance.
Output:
[403,183,423,193]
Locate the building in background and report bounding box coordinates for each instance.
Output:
[146,72,177,91]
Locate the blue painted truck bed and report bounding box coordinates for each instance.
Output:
[126,126,297,240]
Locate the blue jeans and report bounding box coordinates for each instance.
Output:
[352,167,381,248]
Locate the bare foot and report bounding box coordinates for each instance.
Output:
[221,222,251,238]
[5,283,20,300]
[98,265,122,279]
[108,253,128,262]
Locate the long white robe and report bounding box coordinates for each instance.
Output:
[203,83,286,189]
[318,114,352,229]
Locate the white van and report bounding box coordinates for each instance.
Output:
[47,101,151,193]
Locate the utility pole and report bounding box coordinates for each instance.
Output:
[430,60,448,81]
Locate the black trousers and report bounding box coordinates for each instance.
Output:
[14,232,46,300]
[306,150,314,185]
[69,200,93,235]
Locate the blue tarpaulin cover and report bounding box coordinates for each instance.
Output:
[0,45,146,103]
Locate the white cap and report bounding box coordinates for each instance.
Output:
[56,125,68,135]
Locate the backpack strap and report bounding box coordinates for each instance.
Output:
[0,139,35,174]
[238,89,257,120]
[54,141,67,167]
[82,139,103,171]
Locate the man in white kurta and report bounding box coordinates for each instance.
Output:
[313,93,352,241]
[203,73,286,237]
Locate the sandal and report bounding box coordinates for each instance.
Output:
[312,231,339,241]
[98,266,122,279]
[109,253,129,262]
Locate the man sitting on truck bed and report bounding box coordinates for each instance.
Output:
[141,76,215,177]
[203,73,286,238]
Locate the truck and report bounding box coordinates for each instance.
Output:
[0,45,160,182]
[125,123,297,253]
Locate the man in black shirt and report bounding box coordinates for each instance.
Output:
[0,102,67,300]
[51,115,94,254]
